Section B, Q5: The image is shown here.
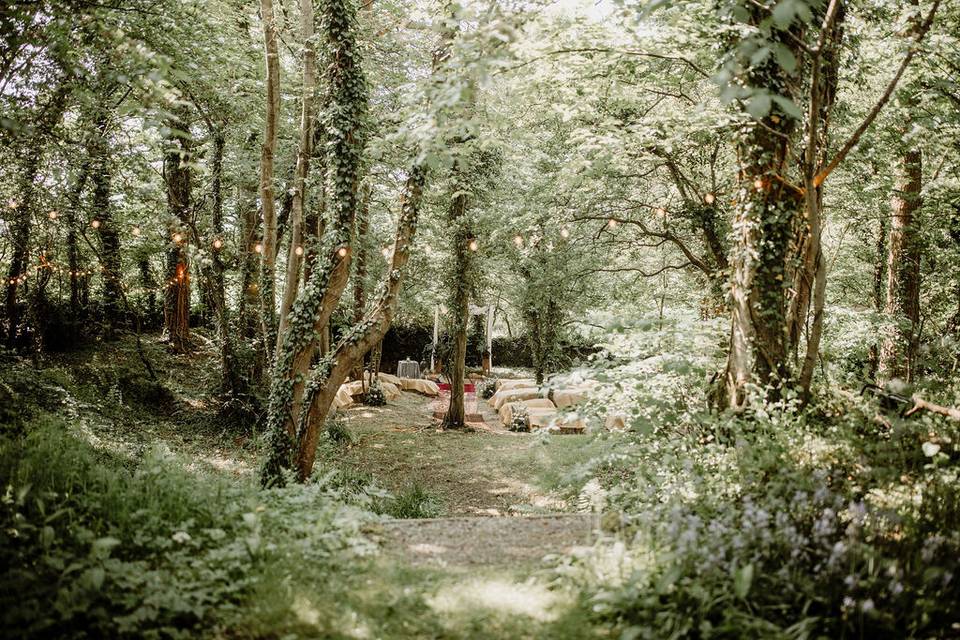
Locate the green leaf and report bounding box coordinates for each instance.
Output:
[772,0,797,28]
[774,43,797,73]
[746,93,772,120]
[733,563,754,599]
[772,95,803,120]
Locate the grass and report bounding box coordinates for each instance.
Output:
[328,394,610,516]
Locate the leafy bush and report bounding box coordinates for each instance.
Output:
[479,378,498,399]
[379,483,442,519]
[364,381,386,406]
[511,406,530,432]
[0,417,373,638]
[558,395,960,639]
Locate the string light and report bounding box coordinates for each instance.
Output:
[213,238,223,250]
[131,226,141,237]
[7,199,17,209]
[254,243,263,254]
[381,247,391,258]
[607,218,617,229]
[172,232,183,243]
[754,178,765,191]
[91,219,101,229]
[294,245,303,256]
[513,235,523,247]
[48,210,58,220]
[337,247,348,257]
[656,207,666,217]
[468,239,478,252]
[704,193,715,204]
[560,227,570,239]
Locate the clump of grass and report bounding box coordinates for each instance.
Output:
[381,483,442,519]
[325,414,354,445]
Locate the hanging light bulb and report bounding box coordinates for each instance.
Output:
[704,193,715,204]
[560,227,570,239]
[337,246,348,257]
[131,226,141,237]
[213,238,223,250]
[48,210,58,220]
[656,207,666,217]
[254,243,263,254]
[172,232,183,243]
[468,238,479,252]
[381,247,391,259]
[513,234,523,247]
[294,245,303,256]
[754,178,765,191]
[607,218,617,229]
[91,219,101,229]
[7,199,17,209]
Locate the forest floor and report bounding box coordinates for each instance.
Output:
[48,336,602,568]
[10,335,602,638]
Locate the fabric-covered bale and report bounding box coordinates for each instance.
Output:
[363,371,403,387]
[604,412,627,430]
[499,398,555,426]
[551,388,591,409]
[495,378,536,392]
[380,381,402,401]
[400,378,440,397]
[493,387,544,411]
[332,385,354,410]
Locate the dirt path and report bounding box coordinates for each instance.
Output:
[335,393,604,516]
[378,513,596,567]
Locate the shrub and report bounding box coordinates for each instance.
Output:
[363,382,386,406]
[478,378,497,400]
[510,406,530,432]
[379,483,442,519]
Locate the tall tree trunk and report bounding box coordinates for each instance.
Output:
[443,174,472,429]
[163,106,193,352]
[868,214,888,379]
[259,0,281,356]
[237,182,261,337]
[352,182,369,379]
[277,0,318,342]
[91,112,123,335]
[205,130,242,397]
[4,86,68,348]
[878,145,922,382]
[66,159,90,319]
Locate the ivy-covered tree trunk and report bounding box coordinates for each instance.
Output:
[66,159,90,320]
[163,107,192,352]
[868,213,888,380]
[353,183,369,380]
[878,145,923,382]
[4,86,67,348]
[91,111,123,335]
[277,0,317,343]
[258,0,281,356]
[443,175,472,429]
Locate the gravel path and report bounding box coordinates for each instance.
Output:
[378,513,596,567]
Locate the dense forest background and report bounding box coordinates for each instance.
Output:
[2,0,960,637]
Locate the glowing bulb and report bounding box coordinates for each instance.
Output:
[131,226,141,237]
[656,207,666,217]
[294,245,303,256]
[381,247,391,258]
[754,178,764,190]
[468,239,478,252]
[560,227,570,239]
[48,210,58,220]
[704,193,715,204]
[337,247,348,257]
[91,219,101,229]
[607,218,617,228]
[254,243,263,254]
[7,199,16,209]
[513,235,523,247]
[213,238,223,249]
[172,232,183,243]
